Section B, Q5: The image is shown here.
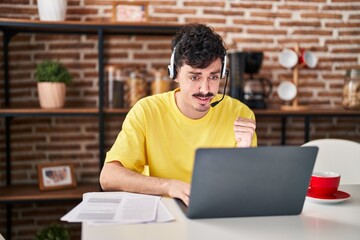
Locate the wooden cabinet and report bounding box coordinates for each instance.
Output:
[0,18,180,240]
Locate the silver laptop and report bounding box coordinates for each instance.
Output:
[176,146,318,219]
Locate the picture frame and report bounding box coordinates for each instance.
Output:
[112,1,148,22]
[37,162,77,191]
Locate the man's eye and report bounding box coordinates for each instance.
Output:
[209,75,220,81]
[190,75,200,81]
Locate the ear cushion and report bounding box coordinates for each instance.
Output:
[168,47,176,79]
[221,54,227,79]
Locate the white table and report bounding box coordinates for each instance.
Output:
[82,185,360,240]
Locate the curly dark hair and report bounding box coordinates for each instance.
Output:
[171,24,227,73]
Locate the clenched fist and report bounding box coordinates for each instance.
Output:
[234,117,256,148]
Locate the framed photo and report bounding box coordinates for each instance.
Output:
[112,1,148,22]
[38,162,77,191]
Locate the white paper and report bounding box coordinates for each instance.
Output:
[61,192,174,224]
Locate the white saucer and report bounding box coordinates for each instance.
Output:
[306,189,351,204]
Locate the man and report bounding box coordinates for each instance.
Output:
[100,24,257,206]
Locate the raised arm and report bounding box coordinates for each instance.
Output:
[234,117,256,148]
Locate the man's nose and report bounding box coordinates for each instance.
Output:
[199,79,210,93]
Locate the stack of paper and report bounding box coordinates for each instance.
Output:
[61,192,174,224]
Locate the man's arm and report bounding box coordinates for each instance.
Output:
[100,161,191,206]
[234,117,256,148]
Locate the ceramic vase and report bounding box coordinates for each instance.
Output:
[37,0,67,21]
[37,82,66,108]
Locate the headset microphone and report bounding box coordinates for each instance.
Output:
[211,70,229,108]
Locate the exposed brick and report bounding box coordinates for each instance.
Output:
[67,8,99,15]
[278,4,319,11]
[251,12,291,18]
[233,19,274,26]
[134,53,170,59]
[0,0,29,3]
[185,17,226,24]
[0,7,37,14]
[322,5,360,11]
[326,39,360,44]
[325,22,360,28]
[49,43,95,50]
[34,52,80,60]
[154,8,196,15]
[230,3,272,9]
[293,30,333,36]
[349,14,360,20]
[280,21,321,27]
[9,44,46,52]
[184,1,225,7]
[332,48,360,54]
[233,37,274,44]
[247,29,287,35]
[204,9,245,16]
[1,1,360,238]
[34,35,82,42]
[301,13,342,19]
[278,38,319,45]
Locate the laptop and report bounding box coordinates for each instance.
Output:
[176,146,318,219]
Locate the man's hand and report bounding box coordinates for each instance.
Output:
[165,179,191,206]
[234,117,256,148]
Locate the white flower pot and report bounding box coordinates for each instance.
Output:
[37,0,67,21]
[37,82,66,108]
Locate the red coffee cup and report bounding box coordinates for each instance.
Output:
[309,171,340,197]
[298,49,318,69]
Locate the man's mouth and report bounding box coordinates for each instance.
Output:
[193,93,214,104]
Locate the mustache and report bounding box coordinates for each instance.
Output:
[193,92,215,98]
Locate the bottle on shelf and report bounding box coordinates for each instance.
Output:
[151,68,171,95]
[342,69,360,110]
[128,69,146,107]
[107,66,114,108]
[107,66,125,108]
[113,69,125,108]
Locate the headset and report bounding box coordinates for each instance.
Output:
[167,46,227,80]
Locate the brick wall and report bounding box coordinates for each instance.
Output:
[1,0,360,239]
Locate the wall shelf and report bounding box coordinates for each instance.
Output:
[0,183,100,203]
[254,107,360,145]
[0,18,180,240]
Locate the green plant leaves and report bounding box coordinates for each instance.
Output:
[35,60,72,85]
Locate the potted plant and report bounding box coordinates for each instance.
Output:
[35,60,72,109]
[35,223,70,240]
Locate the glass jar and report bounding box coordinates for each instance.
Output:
[127,70,147,107]
[113,69,125,108]
[342,69,360,110]
[151,69,171,95]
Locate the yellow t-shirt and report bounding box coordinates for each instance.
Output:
[105,89,257,183]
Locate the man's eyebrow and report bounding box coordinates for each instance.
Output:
[188,71,202,75]
[188,70,221,75]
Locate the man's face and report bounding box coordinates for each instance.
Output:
[175,58,222,119]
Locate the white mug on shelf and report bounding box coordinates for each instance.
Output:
[278,49,298,69]
[299,49,318,69]
[277,81,297,101]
